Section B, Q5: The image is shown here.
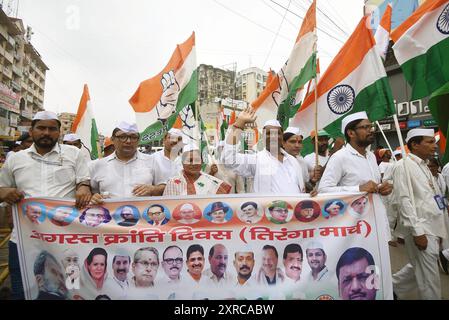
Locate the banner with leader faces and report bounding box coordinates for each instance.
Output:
[14,193,393,300]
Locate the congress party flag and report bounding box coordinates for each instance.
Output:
[391,0,449,100]
[374,3,393,60]
[290,17,395,155]
[251,69,279,130]
[129,32,198,143]
[252,0,317,130]
[428,81,449,165]
[71,84,99,159]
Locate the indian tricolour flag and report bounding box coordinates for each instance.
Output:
[374,2,392,61]
[252,0,317,130]
[72,84,99,159]
[129,32,197,143]
[391,0,449,100]
[290,16,395,155]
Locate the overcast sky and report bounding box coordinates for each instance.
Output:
[17,0,364,136]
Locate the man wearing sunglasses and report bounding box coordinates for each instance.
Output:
[89,121,164,204]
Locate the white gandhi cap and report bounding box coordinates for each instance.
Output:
[115,121,139,134]
[263,119,282,128]
[284,127,300,135]
[63,133,81,142]
[306,240,324,251]
[341,111,369,134]
[182,143,200,153]
[33,111,59,121]
[405,128,435,143]
[168,128,183,138]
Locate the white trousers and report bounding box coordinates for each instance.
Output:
[392,234,441,300]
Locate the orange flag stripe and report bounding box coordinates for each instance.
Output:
[129,32,195,113]
[72,84,90,132]
[296,0,316,42]
[300,17,374,112]
[391,0,446,42]
[251,70,279,110]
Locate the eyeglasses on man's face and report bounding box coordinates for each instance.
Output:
[163,258,183,265]
[114,134,140,142]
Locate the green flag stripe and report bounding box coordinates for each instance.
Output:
[140,70,198,143]
[400,37,449,100]
[277,53,317,129]
[90,118,99,159]
[301,77,395,155]
[429,81,449,165]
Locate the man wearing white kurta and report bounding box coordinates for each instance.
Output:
[151,128,184,186]
[90,122,164,204]
[304,130,330,173]
[392,128,447,300]
[222,107,305,194]
[0,111,92,300]
[211,141,245,194]
[318,112,392,196]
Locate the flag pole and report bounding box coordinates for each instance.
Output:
[375,121,397,163]
[313,45,319,167]
[393,114,415,207]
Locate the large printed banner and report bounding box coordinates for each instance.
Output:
[14,193,393,300]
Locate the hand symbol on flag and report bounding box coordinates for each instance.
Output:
[157,70,180,120]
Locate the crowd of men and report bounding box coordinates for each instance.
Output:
[0,106,448,300]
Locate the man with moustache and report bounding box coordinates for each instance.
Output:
[239,202,262,224]
[393,128,448,300]
[185,244,205,285]
[34,251,68,300]
[223,107,306,194]
[147,204,170,226]
[204,244,232,286]
[103,253,131,299]
[318,112,393,242]
[234,250,256,287]
[161,246,184,284]
[0,111,91,300]
[283,244,303,284]
[336,247,378,300]
[257,245,285,285]
[319,112,393,196]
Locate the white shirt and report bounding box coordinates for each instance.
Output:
[379,161,394,176]
[89,151,157,197]
[0,143,90,242]
[222,144,305,194]
[441,162,449,193]
[318,144,381,193]
[296,155,310,184]
[151,150,182,185]
[103,275,129,299]
[393,154,447,238]
[202,269,233,287]
[305,266,330,283]
[304,152,329,172]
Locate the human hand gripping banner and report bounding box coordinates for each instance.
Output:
[13,193,393,300]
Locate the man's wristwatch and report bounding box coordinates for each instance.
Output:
[77,181,91,190]
[233,123,245,130]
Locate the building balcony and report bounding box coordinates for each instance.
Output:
[4,50,13,64]
[27,95,33,103]
[0,25,8,40]
[2,67,12,79]
[7,36,16,49]
[12,65,22,77]
[11,80,21,91]
[0,46,4,57]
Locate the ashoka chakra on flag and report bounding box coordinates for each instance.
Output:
[437,4,449,34]
[327,84,355,115]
